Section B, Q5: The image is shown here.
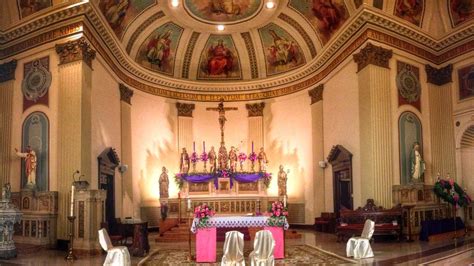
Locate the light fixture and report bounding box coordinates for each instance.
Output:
[171,0,179,7]
[266,1,275,9]
[217,24,225,31]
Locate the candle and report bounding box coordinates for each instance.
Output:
[70,184,75,217]
[283,195,287,207]
[187,198,191,210]
[252,141,254,153]
[203,141,206,152]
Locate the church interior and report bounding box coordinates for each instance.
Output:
[1,0,474,265]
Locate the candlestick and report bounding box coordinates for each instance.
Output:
[283,195,287,207]
[187,198,191,210]
[70,185,75,217]
[65,216,77,261]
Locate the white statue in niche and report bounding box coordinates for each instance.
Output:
[410,142,425,182]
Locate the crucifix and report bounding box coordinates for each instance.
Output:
[206,98,238,145]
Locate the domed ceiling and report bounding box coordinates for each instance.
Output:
[96,0,354,82]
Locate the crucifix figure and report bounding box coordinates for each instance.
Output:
[206,98,238,144]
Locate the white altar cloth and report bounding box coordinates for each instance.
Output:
[191,216,289,233]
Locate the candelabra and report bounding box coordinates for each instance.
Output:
[65,216,77,261]
[187,206,195,262]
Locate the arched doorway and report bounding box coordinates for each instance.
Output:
[460,126,474,195]
[327,145,353,217]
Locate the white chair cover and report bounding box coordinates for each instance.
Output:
[221,231,245,266]
[346,219,375,259]
[98,229,131,266]
[249,230,275,266]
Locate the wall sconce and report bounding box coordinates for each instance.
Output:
[318,160,328,169]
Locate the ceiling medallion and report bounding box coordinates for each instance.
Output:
[183,0,263,24]
[21,60,52,102]
[397,64,420,103]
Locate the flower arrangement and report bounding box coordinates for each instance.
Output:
[248,152,257,162]
[190,152,200,163]
[200,151,209,162]
[433,178,471,208]
[262,172,272,188]
[267,201,288,227]
[238,152,247,162]
[174,173,184,189]
[194,203,215,227]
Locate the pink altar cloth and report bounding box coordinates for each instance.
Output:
[196,227,217,262]
[264,226,284,259]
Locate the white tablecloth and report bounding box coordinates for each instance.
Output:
[191,216,289,233]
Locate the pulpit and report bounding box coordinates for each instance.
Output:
[0,189,22,259]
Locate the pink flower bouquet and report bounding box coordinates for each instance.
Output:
[190,152,200,163]
[267,201,288,227]
[238,152,247,162]
[248,152,257,162]
[194,203,215,227]
[200,151,209,162]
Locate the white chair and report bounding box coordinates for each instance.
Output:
[98,228,131,266]
[249,230,275,266]
[221,231,245,266]
[346,219,375,259]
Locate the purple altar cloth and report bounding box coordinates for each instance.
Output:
[181,173,263,189]
[181,174,218,188]
[230,173,262,188]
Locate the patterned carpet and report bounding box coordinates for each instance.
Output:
[139,244,355,265]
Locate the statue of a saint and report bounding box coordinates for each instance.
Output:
[228,146,237,172]
[15,146,37,186]
[278,165,287,196]
[218,144,228,170]
[257,147,268,172]
[1,183,11,201]
[179,148,190,174]
[208,146,217,173]
[159,167,169,198]
[410,142,425,182]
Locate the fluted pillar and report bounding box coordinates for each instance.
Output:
[354,43,394,208]
[55,37,96,239]
[246,103,265,156]
[0,60,17,188]
[309,85,325,215]
[119,84,133,217]
[176,103,195,154]
[426,65,456,182]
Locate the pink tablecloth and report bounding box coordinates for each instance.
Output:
[264,226,284,259]
[196,227,217,262]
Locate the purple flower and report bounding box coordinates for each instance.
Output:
[190,152,199,163]
[248,152,257,162]
[200,152,209,162]
[238,152,247,162]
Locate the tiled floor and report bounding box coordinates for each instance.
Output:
[1,230,472,265]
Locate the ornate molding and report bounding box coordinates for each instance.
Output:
[119,83,133,105]
[353,43,393,72]
[0,60,17,82]
[176,103,195,117]
[425,64,453,86]
[308,84,324,104]
[245,103,265,117]
[55,37,96,68]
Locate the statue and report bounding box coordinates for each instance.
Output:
[278,165,287,196]
[257,147,268,172]
[208,146,217,173]
[228,146,237,172]
[179,148,190,174]
[218,144,228,170]
[15,146,37,187]
[159,167,169,198]
[410,142,425,182]
[1,183,11,201]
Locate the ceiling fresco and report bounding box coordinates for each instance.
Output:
[198,35,242,80]
[394,0,425,27]
[184,0,263,24]
[448,0,474,27]
[17,0,52,19]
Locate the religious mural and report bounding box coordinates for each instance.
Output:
[184,0,262,23]
[397,61,421,111]
[399,112,423,185]
[289,0,349,44]
[258,23,304,76]
[21,112,49,191]
[17,0,52,19]
[98,0,155,38]
[135,22,183,76]
[449,0,474,27]
[198,35,242,80]
[458,65,474,100]
[394,0,424,27]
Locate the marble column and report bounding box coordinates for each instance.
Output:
[246,103,265,165]
[55,37,96,239]
[176,103,195,153]
[354,43,394,208]
[119,84,133,217]
[0,60,17,188]
[309,85,325,215]
[426,65,456,182]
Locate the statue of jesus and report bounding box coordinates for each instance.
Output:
[15,146,37,187]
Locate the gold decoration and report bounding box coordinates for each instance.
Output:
[55,37,96,68]
[308,84,324,104]
[119,83,134,105]
[0,60,17,82]
[353,43,393,72]
[245,102,265,117]
[425,64,453,86]
[176,102,195,117]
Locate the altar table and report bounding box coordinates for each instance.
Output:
[191,216,289,262]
